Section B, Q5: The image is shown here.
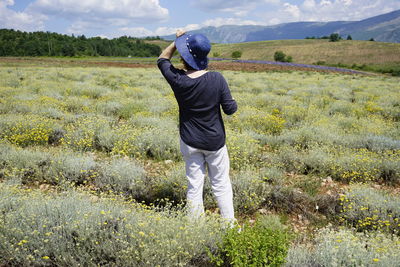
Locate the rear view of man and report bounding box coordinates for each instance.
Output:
[157,30,237,223]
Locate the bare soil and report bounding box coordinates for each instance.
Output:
[0,57,368,75]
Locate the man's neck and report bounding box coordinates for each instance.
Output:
[185,69,208,78]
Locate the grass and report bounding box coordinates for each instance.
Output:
[211,39,400,75]
[0,61,399,265]
[211,39,400,64]
[0,183,224,266]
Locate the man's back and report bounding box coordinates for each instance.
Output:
[157,58,237,150]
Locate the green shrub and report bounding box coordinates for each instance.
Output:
[152,165,187,205]
[231,169,270,214]
[274,51,293,62]
[226,129,260,170]
[0,114,58,147]
[210,215,290,266]
[329,33,341,42]
[61,115,112,152]
[0,184,223,266]
[265,185,315,216]
[0,143,51,184]
[339,185,400,234]
[286,227,400,266]
[51,152,98,186]
[96,157,149,200]
[274,51,286,62]
[231,51,242,59]
[229,106,286,135]
[213,52,221,57]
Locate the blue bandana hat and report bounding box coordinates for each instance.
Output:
[175,33,211,70]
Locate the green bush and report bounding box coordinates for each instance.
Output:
[231,51,242,59]
[210,215,290,266]
[339,185,400,234]
[286,227,400,266]
[329,33,341,42]
[0,184,223,266]
[0,114,58,147]
[96,157,147,198]
[231,169,271,214]
[274,51,286,62]
[274,51,293,62]
[213,52,221,57]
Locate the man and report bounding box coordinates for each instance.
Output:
[157,30,237,223]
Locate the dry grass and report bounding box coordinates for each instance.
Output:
[211,39,400,65]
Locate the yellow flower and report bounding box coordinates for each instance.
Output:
[373,258,379,262]
[42,256,50,260]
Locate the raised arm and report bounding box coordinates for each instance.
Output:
[158,42,176,60]
[158,29,186,60]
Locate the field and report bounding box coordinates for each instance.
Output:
[146,39,400,75]
[211,39,400,64]
[0,59,400,266]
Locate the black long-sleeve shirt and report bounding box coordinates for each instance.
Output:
[157,58,237,151]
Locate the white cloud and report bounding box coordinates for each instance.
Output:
[302,0,316,10]
[118,27,153,37]
[118,24,203,37]
[283,3,300,19]
[260,0,400,25]
[0,0,46,31]
[118,17,263,37]
[191,0,280,16]
[29,0,168,22]
[202,17,263,27]
[27,0,169,34]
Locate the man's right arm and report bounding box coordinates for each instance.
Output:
[220,75,237,115]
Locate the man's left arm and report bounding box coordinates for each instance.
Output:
[157,29,186,87]
[158,42,176,60]
[158,29,185,60]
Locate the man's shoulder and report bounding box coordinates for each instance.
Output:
[157,57,170,67]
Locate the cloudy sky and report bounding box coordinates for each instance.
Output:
[1,0,400,38]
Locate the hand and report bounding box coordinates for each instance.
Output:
[176,29,186,38]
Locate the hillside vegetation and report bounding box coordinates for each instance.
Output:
[0,61,399,265]
[211,39,400,65]
[146,38,400,75]
[162,10,400,43]
[0,29,161,57]
[211,39,400,75]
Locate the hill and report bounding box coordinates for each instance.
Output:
[163,10,400,43]
[210,39,400,65]
[0,29,161,57]
[210,39,400,75]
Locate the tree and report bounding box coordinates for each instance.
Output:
[274,51,286,62]
[231,51,242,59]
[61,43,75,57]
[0,29,161,57]
[369,38,375,41]
[347,35,353,40]
[329,33,341,42]
[273,51,293,63]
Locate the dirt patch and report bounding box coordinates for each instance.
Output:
[0,57,368,75]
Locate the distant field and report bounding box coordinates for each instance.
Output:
[144,39,400,75]
[211,39,400,66]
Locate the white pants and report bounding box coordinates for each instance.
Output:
[180,139,235,220]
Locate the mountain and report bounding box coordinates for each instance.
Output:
[163,10,400,43]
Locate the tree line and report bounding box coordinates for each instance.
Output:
[0,29,162,57]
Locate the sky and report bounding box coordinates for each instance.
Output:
[1,0,400,38]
